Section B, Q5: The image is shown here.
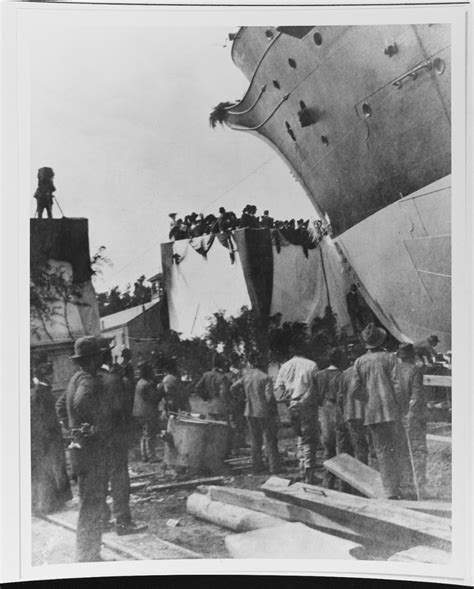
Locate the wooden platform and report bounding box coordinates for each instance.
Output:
[323,453,385,498]
[261,477,451,551]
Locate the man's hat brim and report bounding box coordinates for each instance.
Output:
[70,349,102,359]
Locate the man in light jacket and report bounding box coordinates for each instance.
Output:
[230,352,280,474]
[350,323,413,499]
[274,336,319,483]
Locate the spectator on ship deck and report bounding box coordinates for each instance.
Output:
[261,210,274,229]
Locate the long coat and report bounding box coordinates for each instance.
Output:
[350,350,403,426]
[31,379,72,514]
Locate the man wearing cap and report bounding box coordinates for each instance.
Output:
[230,352,280,474]
[414,335,440,366]
[349,323,412,499]
[274,336,319,484]
[65,336,109,562]
[397,343,428,497]
[96,337,146,536]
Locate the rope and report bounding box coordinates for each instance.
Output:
[227,85,266,116]
[53,196,65,217]
[224,32,282,112]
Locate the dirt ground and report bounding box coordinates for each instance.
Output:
[31,416,451,565]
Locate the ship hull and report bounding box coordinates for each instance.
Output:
[223,25,451,347]
[335,175,451,349]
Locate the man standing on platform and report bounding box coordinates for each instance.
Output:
[274,336,319,484]
[230,352,280,474]
[65,336,108,562]
[350,323,414,499]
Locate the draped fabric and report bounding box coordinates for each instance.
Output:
[270,237,352,328]
[161,237,251,339]
[162,229,352,338]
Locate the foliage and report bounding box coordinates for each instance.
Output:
[150,330,213,382]
[209,101,234,129]
[135,305,342,385]
[97,273,164,317]
[30,261,86,340]
[90,246,111,278]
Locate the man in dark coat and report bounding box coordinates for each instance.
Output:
[315,348,352,490]
[158,357,191,417]
[133,361,161,462]
[31,352,72,515]
[346,284,365,335]
[65,336,109,562]
[350,324,414,499]
[195,354,231,421]
[120,347,135,419]
[339,343,370,465]
[260,210,274,229]
[230,352,280,474]
[97,337,146,536]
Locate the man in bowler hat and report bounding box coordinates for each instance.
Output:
[65,336,109,562]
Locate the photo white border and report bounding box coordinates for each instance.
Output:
[1,0,472,584]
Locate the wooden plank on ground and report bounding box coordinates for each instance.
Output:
[261,477,451,550]
[225,522,363,560]
[204,485,364,541]
[387,500,451,519]
[388,545,451,564]
[427,434,451,444]
[186,492,284,532]
[147,476,225,493]
[323,453,385,498]
[45,512,203,560]
[423,375,451,387]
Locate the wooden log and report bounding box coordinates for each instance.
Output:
[427,434,451,444]
[44,513,203,560]
[147,476,225,493]
[423,375,452,387]
[261,477,451,550]
[186,492,283,532]
[204,485,364,541]
[225,522,363,560]
[388,545,451,564]
[323,453,386,498]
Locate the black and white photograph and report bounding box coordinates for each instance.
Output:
[0,0,472,584]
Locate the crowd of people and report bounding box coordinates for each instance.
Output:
[168,205,330,246]
[31,322,444,562]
